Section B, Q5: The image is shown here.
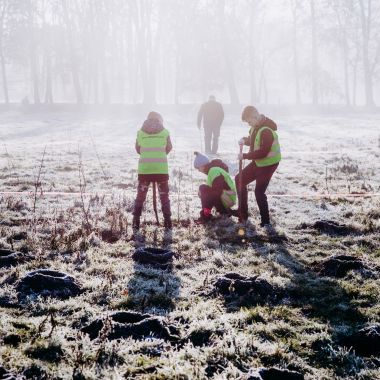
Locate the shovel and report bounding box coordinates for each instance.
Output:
[238,143,244,222]
[152,182,159,226]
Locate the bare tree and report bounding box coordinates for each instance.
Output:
[358,0,380,107]
[131,0,161,105]
[310,0,319,106]
[0,0,9,104]
[27,0,40,104]
[218,0,239,105]
[62,0,83,104]
[290,0,302,105]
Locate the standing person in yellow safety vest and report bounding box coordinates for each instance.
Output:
[132,111,173,230]
[235,106,281,227]
[194,152,237,223]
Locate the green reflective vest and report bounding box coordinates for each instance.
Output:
[250,126,281,167]
[206,167,237,209]
[137,129,169,175]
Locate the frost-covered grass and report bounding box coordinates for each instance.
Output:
[0,110,379,379]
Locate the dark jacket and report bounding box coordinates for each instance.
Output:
[205,159,230,197]
[135,118,172,182]
[243,116,277,161]
[197,100,224,128]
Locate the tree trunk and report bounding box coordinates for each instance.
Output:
[342,35,350,107]
[174,54,180,105]
[291,0,301,105]
[0,50,8,104]
[249,2,258,104]
[101,58,109,105]
[219,0,239,105]
[0,2,8,104]
[333,3,351,107]
[310,0,319,106]
[27,0,40,104]
[44,52,53,104]
[132,0,156,105]
[358,0,375,107]
[62,0,83,104]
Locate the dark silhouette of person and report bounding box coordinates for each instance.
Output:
[197,95,224,155]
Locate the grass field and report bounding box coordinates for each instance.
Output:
[0,109,379,379]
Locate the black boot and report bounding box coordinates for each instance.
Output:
[164,215,172,230]
[132,215,140,230]
[228,209,239,217]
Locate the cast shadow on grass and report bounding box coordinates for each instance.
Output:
[124,228,181,314]
[210,222,370,375]
[216,222,366,328]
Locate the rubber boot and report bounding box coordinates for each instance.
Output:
[164,216,172,230]
[132,215,140,231]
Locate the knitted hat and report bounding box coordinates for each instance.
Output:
[194,151,210,169]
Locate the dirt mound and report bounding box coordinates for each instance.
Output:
[100,229,121,243]
[309,220,357,236]
[0,249,32,268]
[22,364,48,380]
[16,269,82,300]
[214,273,280,305]
[132,247,174,269]
[0,295,18,308]
[316,255,365,278]
[183,328,224,347]
[0,366,23,380]
[340,324,380,356]
[3,333,22,347]
[10,231,28,241]
[82,311,179,342]
[247,367,304,380]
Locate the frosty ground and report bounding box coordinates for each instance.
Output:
[0,108,379,379]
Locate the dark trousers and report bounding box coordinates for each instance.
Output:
[204,124,220,155]
[235,162,278,224]
[199,184,228,214]
[133,181,171,218]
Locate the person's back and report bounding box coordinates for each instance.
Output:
[200,100,224,128]
[197,95,224,155]
[133,111,173,230]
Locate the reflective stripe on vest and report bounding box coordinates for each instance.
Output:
[139,158,167,163]
[206,167,237,209]
[137,129,169,175]
[140,147,166,153]
[252,126,281,167]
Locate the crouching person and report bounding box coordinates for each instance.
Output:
[194,152,237,223]
[132,112,172,230]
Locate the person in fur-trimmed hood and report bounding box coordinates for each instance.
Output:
[132,111,173,230]
[194,152,237,223]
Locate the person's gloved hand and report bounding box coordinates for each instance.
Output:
[238,138,245,146]
[238,153,244,161]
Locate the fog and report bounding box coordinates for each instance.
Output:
[0,0,379,108]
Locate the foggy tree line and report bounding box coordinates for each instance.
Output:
[0,0,379,107]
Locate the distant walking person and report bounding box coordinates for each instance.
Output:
[235,106,281,227]
[197,95,224,155]
[133,111,172,230]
